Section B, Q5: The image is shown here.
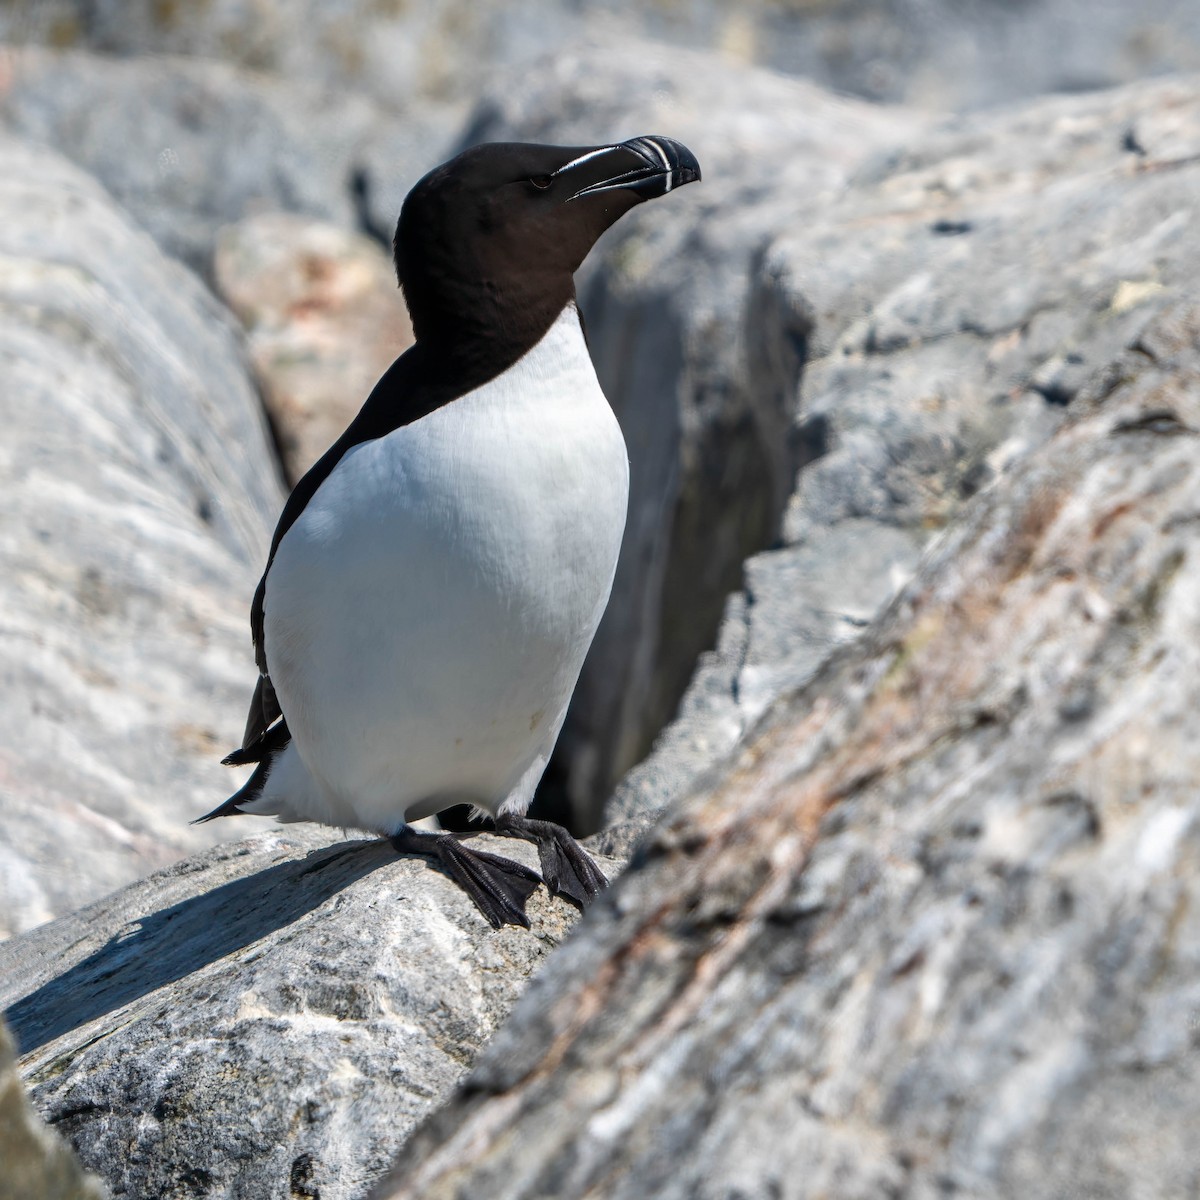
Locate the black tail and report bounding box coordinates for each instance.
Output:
[194,720,290,824]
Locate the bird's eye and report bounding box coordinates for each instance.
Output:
[529,174,553,190]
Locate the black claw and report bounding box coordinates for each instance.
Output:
[389,827,542,929]
[494,815,608,909]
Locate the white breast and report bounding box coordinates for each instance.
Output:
[258,304,629,832]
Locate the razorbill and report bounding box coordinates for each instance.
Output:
[197,135,701,927]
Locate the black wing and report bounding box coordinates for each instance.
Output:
[239,429,353,749]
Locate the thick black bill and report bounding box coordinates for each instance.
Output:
[563,135,701,202]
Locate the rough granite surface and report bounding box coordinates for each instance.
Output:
[604,71,1200,849]
[0,827,618,1200]
[374,299,1200,1200]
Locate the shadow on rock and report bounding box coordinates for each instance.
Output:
[5,838,392,1055]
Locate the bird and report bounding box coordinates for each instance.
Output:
[196,134,701,928]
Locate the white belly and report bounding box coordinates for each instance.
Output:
[261,305,628,831]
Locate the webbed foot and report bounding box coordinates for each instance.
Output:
[389,826,541,929]
[493,814,608,908]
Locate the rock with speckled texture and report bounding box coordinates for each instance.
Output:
[604,72,1200,849]
[0,826,618,1200]
[372,297,1200,1200]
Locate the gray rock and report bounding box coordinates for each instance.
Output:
[0,1018,106,1200]
[462,41,921,830]
[609,72,1200,837]
[0,0,589,111]
[338,101,478,251]
[0,826,618,1200]
[0,134,284,938]
[0,45,362,273]
[372,298,1200,1200]
[704,0,1200,110]
[212,212,414,483]
[5,0,1200,112]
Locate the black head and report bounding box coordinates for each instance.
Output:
[393,136,700,354]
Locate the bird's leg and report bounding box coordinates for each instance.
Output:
[389,826,541,929]
[492,814,608,908]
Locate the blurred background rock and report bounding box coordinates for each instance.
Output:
[6,0,1200,110]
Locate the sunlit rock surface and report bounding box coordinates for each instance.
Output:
[0,828,616,1200]
[375,298,1200,1200]
[0,135,281,938]
[606,73,1200,849]
[6,0,1199,111]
